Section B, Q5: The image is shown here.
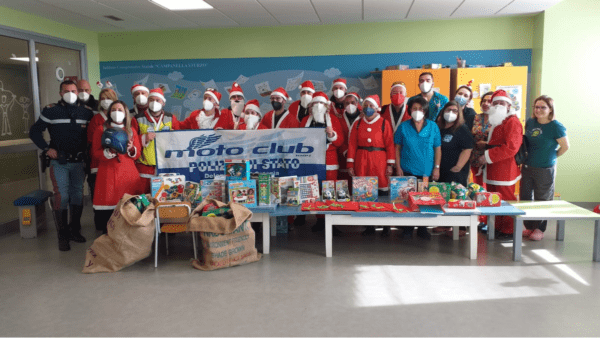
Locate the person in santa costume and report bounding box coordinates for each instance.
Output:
[288,80,315,123]
[329,78,347,117]
[477,89,523,236]
[91,100,142,234]
[134,88,181,192]
[221,82,246,129]
[130,84,149,118]
[381,81,411,134]
[259,87,300,129]
[87,88,118,230]
[336,92,362,183]
[180,88,235,130]
[237,99,267,130]
[347,94,396,235]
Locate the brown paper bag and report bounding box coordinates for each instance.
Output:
[82,194,157,273]
[188,199,261,271]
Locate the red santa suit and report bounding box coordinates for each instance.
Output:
[380,103,410,134]
[346,114,396,191]
[87,111,108,174]
[336,111,361,182]
[259,109,300,129]
[91,123,143,210]
[180,108,235,130]
[301,112,345,181]
[287,100,311,123]
[238,122,267,130]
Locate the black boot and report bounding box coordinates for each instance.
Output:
[54,209,70,251]
[69,205,86,243]
[416,226,431,240]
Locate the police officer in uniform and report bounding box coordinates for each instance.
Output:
[30,80,94,251]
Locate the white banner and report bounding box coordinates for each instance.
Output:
[155,128,326,182]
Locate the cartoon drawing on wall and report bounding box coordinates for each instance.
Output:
[0,81,17,136]
[167,71,184,82]
[235,74,249,85]
[496,85,522,118]
[183,89,203,112]
[154,83,171,93]
[359,75,378,90]
[313,80,326,92]
[16,97,32,133]
[285,71,304,92]
[255,81,272,97]
[324,67,341,78]
[201,79,217,91]
[135,74,149,86]
[171,85,188,99]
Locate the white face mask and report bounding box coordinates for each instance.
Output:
[443,112,457,123]
[345,104,357,115]
[111,110,125,123]
[411,110,424,122]
[419,82,433,94]
[100,99,113,111]
[230,100,244,117]
[62,92,77,105]
[78,92,90,102]
[333,89,345,99]
[244,114,260,130]
[135,95,148,106]
[312,103,327,124]
[300,94,312,108]
[203,99,214,111]
[488,104,509,126]
[148,101,162,112]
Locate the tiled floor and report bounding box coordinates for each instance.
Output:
[1,210,600,337]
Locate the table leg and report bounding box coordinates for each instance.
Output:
[513,217,523,261]
[262,214,270,255]
[325,214,332,258]
[593,220,600,262]
[270,217,276,237]
[487,216,495,240]
[453,226,459,241]
[556,220,565,241]
[469,215,477,260]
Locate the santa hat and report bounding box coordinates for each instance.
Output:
[270,87,292,101]
[131,84,149,95]
[298,80,315,94]
[228,82,244,99]
[390,81,406,92]
[244,99,261,116]
[204,88,222,104]
[148,88,166,103]
[332,78,347,89]
[491,89,512,105]
[345,92,362,102]
[363,94,381,111]
[310,91,330,105]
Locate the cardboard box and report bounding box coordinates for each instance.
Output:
[201,179,227,203]
[335,180,350,202]
[389,176,417,202]
[474,192,502,207]
[322,180,335,201]
[352,176,378,202]
[408,192,446,211]
[224,159,251,181]
[155,174,186,202]
[228,180,257,208]
[257,174,271,206]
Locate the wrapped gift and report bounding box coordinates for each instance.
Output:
[408,192,446,211]
[327,201,359,211]
[474,192,502,207]
[427,182,452,201]
[446,199,477,209]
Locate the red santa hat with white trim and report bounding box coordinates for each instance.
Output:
[148,88,166,103]
[332,78,347,89]
[345,92,362,102]
[310,91,330,105]
[298,80,315,93]
[228,82,244,99]
[491,89,513,106]
[244,99,261,116]
[363,94,381,111]
[270,87,292,101]
[131,84,149,95]
[390,81,407,92]
[204,88,222,104]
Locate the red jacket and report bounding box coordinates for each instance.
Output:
[259,109,300,129]
[287,100,310,123]
[87,111,108,174]
[484,115,523,186]
[380,104,410,134]
[180,109,235,130]
[300,113,345,170]
[237,122,267,130]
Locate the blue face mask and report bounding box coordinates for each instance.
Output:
[454,95,468,107]
[364,107,376,117]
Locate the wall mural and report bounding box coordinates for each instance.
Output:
[0,79,33,139]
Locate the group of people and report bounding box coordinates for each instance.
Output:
[29,72,569,251]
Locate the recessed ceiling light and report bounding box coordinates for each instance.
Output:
[149,0,213,11]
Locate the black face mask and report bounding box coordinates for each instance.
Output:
[271,101,283,111]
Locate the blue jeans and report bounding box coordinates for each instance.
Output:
[49,160,85,209]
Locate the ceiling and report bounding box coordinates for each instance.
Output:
[1,0,563,32]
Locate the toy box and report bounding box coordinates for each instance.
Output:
[154,173,185,202]
[299,175,320,203]
[389,176,417,202]
[352,176,378,202]
[474,192,502,207]
[335,180,351,202]
[151,177,164,200]
[228,180,257,208]
[184,181,201,206]
[270,177,280,205]
[408,192,446,211]
[427,182,452,202]
[258,174,271,206]
[224,159,251,181]
[446,199,477,209]
[322,180,335,201]
[278,176,298,205]
[286,188,300,206]
[201,179,228,203]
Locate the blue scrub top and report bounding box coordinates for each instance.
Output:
[394,120,441,177]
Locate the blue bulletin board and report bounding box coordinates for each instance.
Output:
[100,49,531,120]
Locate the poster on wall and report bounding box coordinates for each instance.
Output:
[495,85,523,118]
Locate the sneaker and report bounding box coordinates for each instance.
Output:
[417,227,431,240]
[529,229,544,241]
[522,229,534,238]
[361,226,376,236]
